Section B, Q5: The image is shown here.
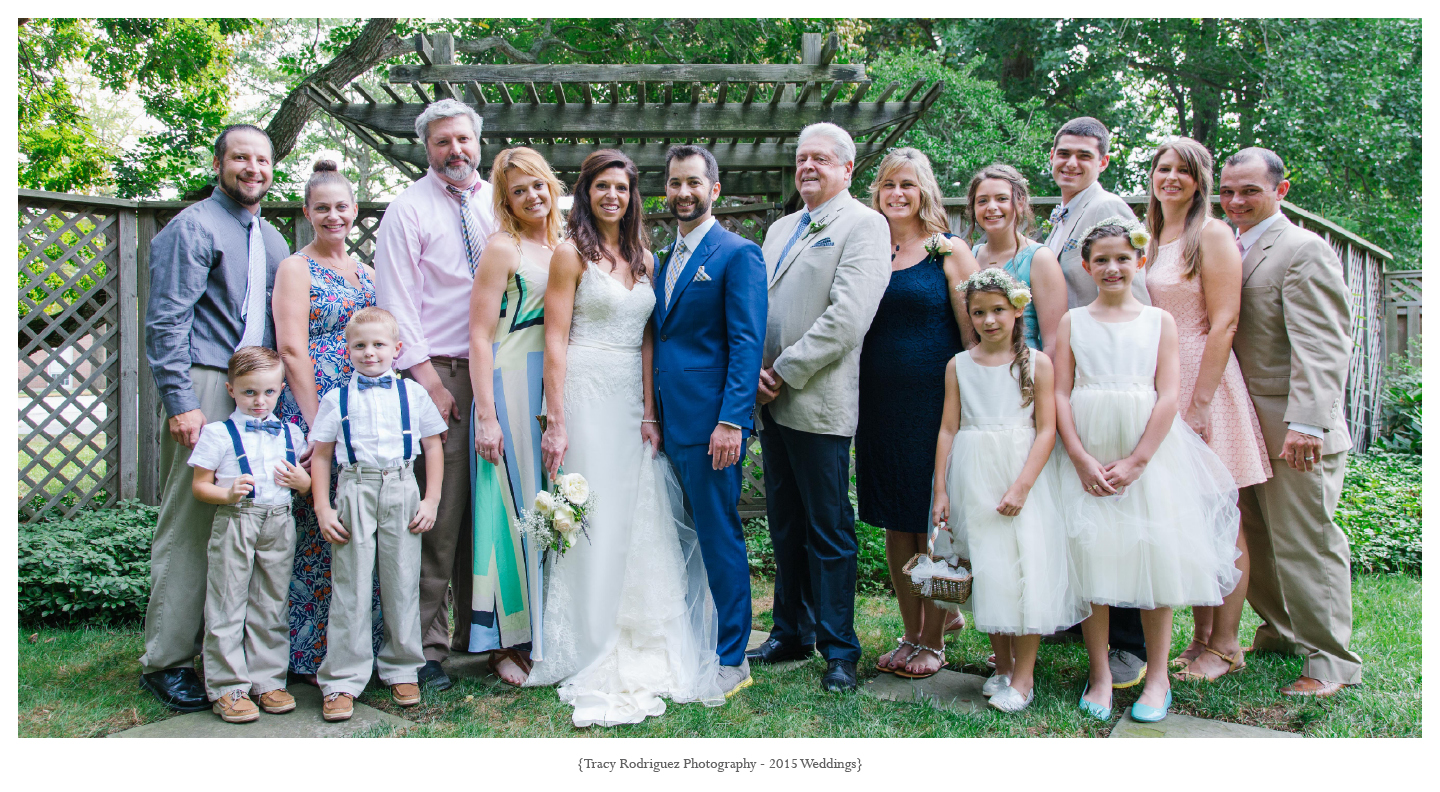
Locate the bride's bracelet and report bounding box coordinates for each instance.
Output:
[641,419,659,424]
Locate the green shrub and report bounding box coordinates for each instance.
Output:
[1376,340,1421,454]
[1336,452,1421,575]
[743,516,893,594]
[19,500,157,625]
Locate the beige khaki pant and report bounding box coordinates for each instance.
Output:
[1241,451,1363,684]
[318,463,424,697]
[140,366,236,674]
[202,502,296,700]
[415,357,473,662]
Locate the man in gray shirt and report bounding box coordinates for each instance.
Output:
[139,124,290,712]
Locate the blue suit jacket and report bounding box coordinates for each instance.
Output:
[651,223,768,447]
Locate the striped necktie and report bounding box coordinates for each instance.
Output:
[665,239,688,308]
[771,211,811,281]
[446,183,486,276]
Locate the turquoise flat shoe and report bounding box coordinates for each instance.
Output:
[1130,690,1173,722]
[1077,682,1113,721]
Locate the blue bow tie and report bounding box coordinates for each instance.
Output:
[357,374,393,391]
[245,419,283,435]
[1049,206,1070,225]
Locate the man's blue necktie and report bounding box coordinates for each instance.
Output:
[245,419,283,435]
[357,374,393,391]
[772,211,812,279]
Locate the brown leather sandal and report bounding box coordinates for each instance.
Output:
[1170,640,1208,669]
[1172,645,1246,681]
[488,649,531,687]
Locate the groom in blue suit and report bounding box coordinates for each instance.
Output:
[652,145,768,697]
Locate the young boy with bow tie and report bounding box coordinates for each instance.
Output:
[188,346,311,723]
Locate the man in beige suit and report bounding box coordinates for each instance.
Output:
[1221,147,1361,697]
[747,122,891,692]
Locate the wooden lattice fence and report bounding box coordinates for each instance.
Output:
[1385,270,1421,363]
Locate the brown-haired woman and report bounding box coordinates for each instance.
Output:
[272,160,382,683]
[857,148,978,679]
[1144,137,1270,681]
[465,147,567,686]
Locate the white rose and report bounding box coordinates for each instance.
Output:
[1010,288,1032,309]
[1129,228,1151,250]
[557,473,589,505]
[932,234,954,255]
[551,503,577,535]
[533,490,556,516]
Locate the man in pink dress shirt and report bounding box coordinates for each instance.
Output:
[373,98,498,690]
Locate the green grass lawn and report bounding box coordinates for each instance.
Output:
[18,573,1419,738]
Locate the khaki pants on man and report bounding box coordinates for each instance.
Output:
[202,502,296,700]
[414,356,473,663]
[1241,451,1363,685]
[140,366,235,674]
[319,463,424,697]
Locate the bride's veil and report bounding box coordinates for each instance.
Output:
[654,451,726,706]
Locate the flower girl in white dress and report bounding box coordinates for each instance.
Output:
[1054,218,1240,724]
[930,269,1088,713]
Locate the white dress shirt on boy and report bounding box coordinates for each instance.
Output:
[309,375,448,468]
[188,409,306,506]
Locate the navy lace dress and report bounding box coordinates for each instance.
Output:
[855,246,965,534]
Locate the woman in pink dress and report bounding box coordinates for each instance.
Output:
[1144,138,1272,681]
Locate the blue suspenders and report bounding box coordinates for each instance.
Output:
[222,418,295,500]
[338,376,413,467]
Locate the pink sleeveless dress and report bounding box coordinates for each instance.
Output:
[1146,223,1272,488]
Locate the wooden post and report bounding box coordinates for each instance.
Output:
[294,207,315,250]
[136,208,162,505]
[801,32,823,65]
[433,31,454,64]
[117,208,140,502]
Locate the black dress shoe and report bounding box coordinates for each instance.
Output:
[140,668,210,712]
[746,637,816,665]
[822,659,858,692]
[418,659,452,691]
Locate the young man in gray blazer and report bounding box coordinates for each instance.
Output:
[1221,148,1361,697]
[1042,116,1150,689]
[749,122,891,692]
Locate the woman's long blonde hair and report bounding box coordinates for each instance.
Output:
[867,148,951,236]
[1145,137,1214,280]
[490,146,566,248]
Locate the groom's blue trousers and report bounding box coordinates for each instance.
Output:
[667,437,754,667]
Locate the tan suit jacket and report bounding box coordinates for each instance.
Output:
[1232,213,1353,457]
[1045,181,1151,308]
[761,192,891,437]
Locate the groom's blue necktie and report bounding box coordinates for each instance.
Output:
[771,211,812,281]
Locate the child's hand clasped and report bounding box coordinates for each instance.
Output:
[1103,456,1147,490]
[1074,454,1118,497]
[226,474,255,503]
[274,460,311,494]
[409,500,439,534]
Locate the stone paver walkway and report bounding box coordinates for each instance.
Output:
[862,668,987,714]
[747,629,816,672]
[1110,710,1300,738]
[108,684,414,738]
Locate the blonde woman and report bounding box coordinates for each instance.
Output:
[857,148,979,679]
[1144,138,1270,682]
[466,147,566,686]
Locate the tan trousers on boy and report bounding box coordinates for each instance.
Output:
[202,502,296,700]
[319,463,424,697]
[140,366,235,674]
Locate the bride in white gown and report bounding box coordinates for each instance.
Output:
[527,150,725,727]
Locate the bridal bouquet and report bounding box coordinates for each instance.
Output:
[519,470,596,558]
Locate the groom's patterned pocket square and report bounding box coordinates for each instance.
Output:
[812,237,835,248]
[693,265,712,282]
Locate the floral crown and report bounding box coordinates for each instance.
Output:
[1078,215,1151,251]
[960,267,1031,310]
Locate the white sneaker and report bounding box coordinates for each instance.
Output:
[988,685,1034,713]
[982,674,1011,697]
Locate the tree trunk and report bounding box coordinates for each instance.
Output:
[264,18,407,162]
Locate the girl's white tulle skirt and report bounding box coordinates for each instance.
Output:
[936,425,1090,635]
[1056,385,1242,610]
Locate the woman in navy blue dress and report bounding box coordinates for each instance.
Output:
[857,149,978,679]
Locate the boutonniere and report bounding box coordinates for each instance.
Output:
[807,219,829,236]
[925,234,955,257]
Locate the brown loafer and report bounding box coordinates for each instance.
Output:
[322,692,355,721]
[256,689,296,714]
[212,690,260,723]
[391,682,421,707]
[1280,675,1349,697]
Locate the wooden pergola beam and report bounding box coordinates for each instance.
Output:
[375,140,890,172]
[388,63,867,84]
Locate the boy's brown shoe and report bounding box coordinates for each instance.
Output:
[257,689,296,714]
[322,692,354,722]
[391,682,421,707]
[212,690,260,723]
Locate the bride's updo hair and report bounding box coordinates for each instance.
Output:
[304,159,354,206]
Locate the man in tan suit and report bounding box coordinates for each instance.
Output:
[1221,147,1362,697]
[748,122,891,693]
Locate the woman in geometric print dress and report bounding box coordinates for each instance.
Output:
[273,160,384,682]
[467,147,566,686]
[1143,138,1272,682]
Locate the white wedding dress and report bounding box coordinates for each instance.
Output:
[524,262,725,727]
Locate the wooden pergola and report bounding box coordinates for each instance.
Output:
[305,32,941,204]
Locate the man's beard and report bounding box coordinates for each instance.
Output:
[667,194,711,222]
[219,172,267,207]
[436,154,476,182]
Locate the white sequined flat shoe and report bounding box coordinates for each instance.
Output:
[982,674,1011,697]
[988,685,1034,713]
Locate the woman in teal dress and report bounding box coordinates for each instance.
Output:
[466,147,567,686]
[966,164,1066,355]
[273,161,383,680]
